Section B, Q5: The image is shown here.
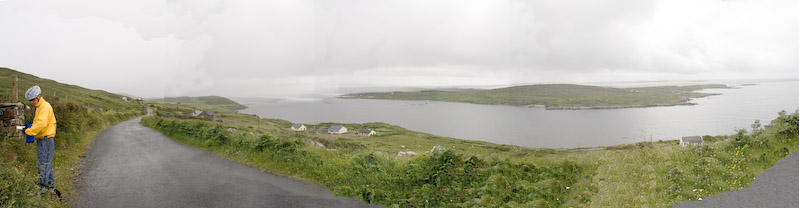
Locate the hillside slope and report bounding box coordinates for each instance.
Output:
[0,68,145,207]
[151,96,245,113]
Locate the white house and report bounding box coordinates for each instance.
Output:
[122,97,129,102]
[357,129,376,136]
[328,125,347,134]
[765,119,779,129]
[190,110,214,119]
[291,123,307,131]
[680,136,704,146]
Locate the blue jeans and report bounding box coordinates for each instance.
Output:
[36,137,55,188]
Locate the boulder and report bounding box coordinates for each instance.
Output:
[396,151,418,158]
[308,140,325,148]
[430,145,446,153]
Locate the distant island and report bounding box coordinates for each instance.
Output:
[340,84,728,110]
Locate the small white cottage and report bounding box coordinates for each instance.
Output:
[765,119,779,129]
[291,123,307,131]
[357,129,376,136]
[328,125,347,134]
[680,136,704,146]
[190,110,214,119]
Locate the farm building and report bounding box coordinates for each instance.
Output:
[764,119,779,129]
[328,125,347,134]
[291,123,307,131]
[680,136,704,146]
[190,110,214,119]
[357,129,376,136]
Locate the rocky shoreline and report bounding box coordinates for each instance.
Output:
[342,92,724,111]
[534,93,722,110]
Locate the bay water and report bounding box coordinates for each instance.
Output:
[237,81,799,148]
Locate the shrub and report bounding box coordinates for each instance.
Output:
[253,134,303,153]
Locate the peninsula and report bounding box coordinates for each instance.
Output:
[340,84,728,109]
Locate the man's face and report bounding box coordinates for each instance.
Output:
[29,97,39,106]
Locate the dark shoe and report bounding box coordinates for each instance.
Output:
[35,182,52,189]
[53,188,62,199]
[34,182,61,199]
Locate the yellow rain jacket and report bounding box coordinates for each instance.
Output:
[25,97,57,139]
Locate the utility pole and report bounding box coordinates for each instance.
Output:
[11,75,18,102]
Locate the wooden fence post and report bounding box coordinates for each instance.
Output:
[12,75,18,102]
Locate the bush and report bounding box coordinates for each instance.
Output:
[253,134,303,153]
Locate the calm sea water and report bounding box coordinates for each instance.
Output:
[237,81,799,148]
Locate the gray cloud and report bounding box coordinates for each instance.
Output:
[1,0,797,98]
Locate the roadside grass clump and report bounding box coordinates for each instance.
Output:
[590,110,799,207]
[142,116,591,207]
[253,134,303,153]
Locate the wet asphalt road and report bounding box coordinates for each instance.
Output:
[76,115,380,208]
[674,153,799,208]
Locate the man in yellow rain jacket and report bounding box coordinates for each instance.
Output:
[23,85,58,190]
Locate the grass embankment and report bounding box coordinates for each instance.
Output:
[0,68,145,207]
[342,84,728,109]
[144,99,799,207]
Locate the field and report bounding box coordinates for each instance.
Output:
[145,99,799,207]
[0,68,145,207]
[341,84,728,109]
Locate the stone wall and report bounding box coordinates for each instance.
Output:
[0,103,25,138]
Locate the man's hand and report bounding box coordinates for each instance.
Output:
[24,122,34,144]
[22,122,32,135]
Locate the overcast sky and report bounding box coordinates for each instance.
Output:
[1,0,798,98]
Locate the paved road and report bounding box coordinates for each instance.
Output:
[76,115,380,208]
[674,153,799,208]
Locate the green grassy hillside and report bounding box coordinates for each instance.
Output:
[0,68,145,207]
[0,69,142,112]
[343,84,728,109]
[149,96,245,113]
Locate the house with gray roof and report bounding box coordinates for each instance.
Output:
[328,125,347,134]
[765,119,779,129]
[190,110,214,119]
[357,129,376,136]
[680,136,704,146]
[291,123,307,131]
